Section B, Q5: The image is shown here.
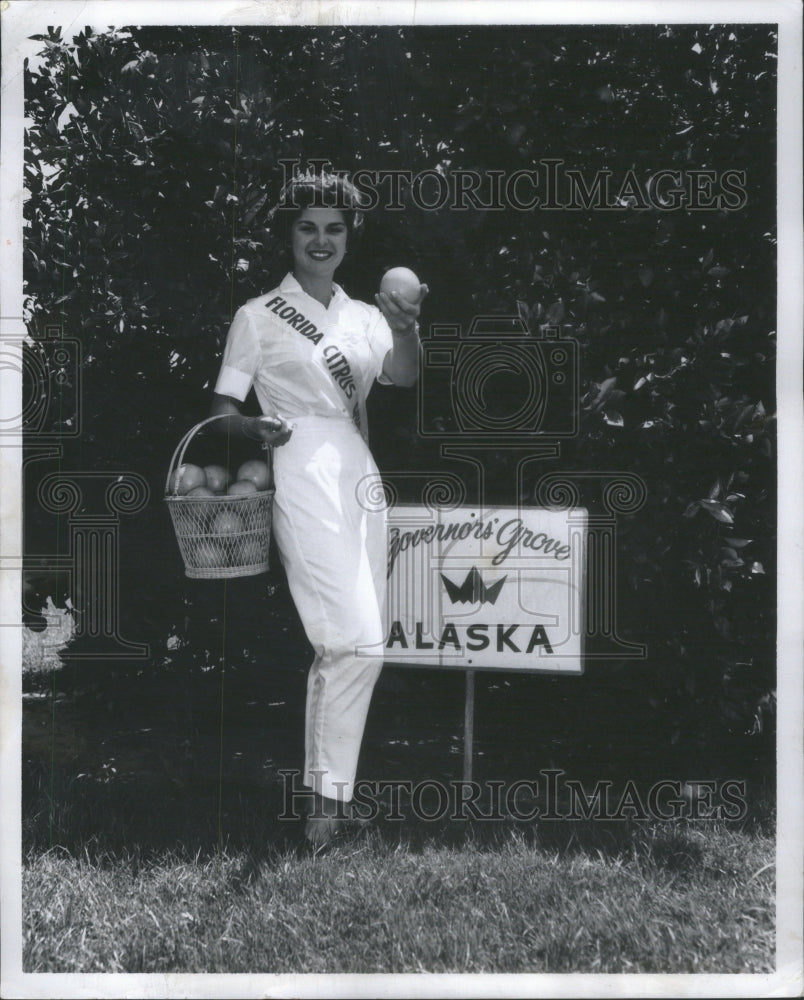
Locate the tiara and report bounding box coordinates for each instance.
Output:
[266,167,365,221]
[286,166,341,185]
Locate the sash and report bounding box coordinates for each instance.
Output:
[264,287,368,440]
[313,336,367,441]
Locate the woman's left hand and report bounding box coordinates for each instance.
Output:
[375,284,429,334]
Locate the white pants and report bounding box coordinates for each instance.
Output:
[271,415,387,802]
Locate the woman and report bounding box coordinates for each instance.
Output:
[210,172,426,846]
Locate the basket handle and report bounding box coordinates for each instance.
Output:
[165,414,271,495]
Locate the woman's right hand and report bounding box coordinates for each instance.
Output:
[210,393,293,445]
[246,414,294,446]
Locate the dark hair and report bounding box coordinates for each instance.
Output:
[269,171,366,251]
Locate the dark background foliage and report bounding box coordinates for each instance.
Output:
[22,23,776,788]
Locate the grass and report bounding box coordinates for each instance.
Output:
[20,670,776,975]
[23,823,774,974]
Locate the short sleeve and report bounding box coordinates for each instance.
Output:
[214,307,260,401]
[367,306,395,385]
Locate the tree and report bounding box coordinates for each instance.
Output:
[23,23,776,774]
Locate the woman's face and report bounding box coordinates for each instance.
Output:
[290,207,348,280]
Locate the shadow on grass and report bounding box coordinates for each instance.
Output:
[24,753,774,876]
[22,666,775,870]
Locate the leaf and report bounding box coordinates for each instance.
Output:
[750,562,765,574]
[725,537,753,548]
[735,403,755,429]
[603,409,624,427]
[698,499,734,524]
[589,376,617,410]
[243,191,269,225]
[544,300,565,324]
[683,502,700,518]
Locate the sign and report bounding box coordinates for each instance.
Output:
[384,504,586,673]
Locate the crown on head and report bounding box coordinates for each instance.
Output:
[289,165,338,185]
[267,164,366,222]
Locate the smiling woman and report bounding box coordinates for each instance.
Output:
[209,170,427,848]
[290,210,349,283]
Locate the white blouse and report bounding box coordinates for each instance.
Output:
[214,272,394,442]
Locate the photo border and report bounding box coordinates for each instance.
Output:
[2,2,801,997]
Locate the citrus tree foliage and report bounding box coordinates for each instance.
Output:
[24,24,776,762]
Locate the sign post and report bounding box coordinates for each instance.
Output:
[463,669,475,783]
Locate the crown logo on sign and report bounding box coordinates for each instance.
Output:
[440,567,507,605]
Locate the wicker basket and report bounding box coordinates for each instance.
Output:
[164,416,274,579]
